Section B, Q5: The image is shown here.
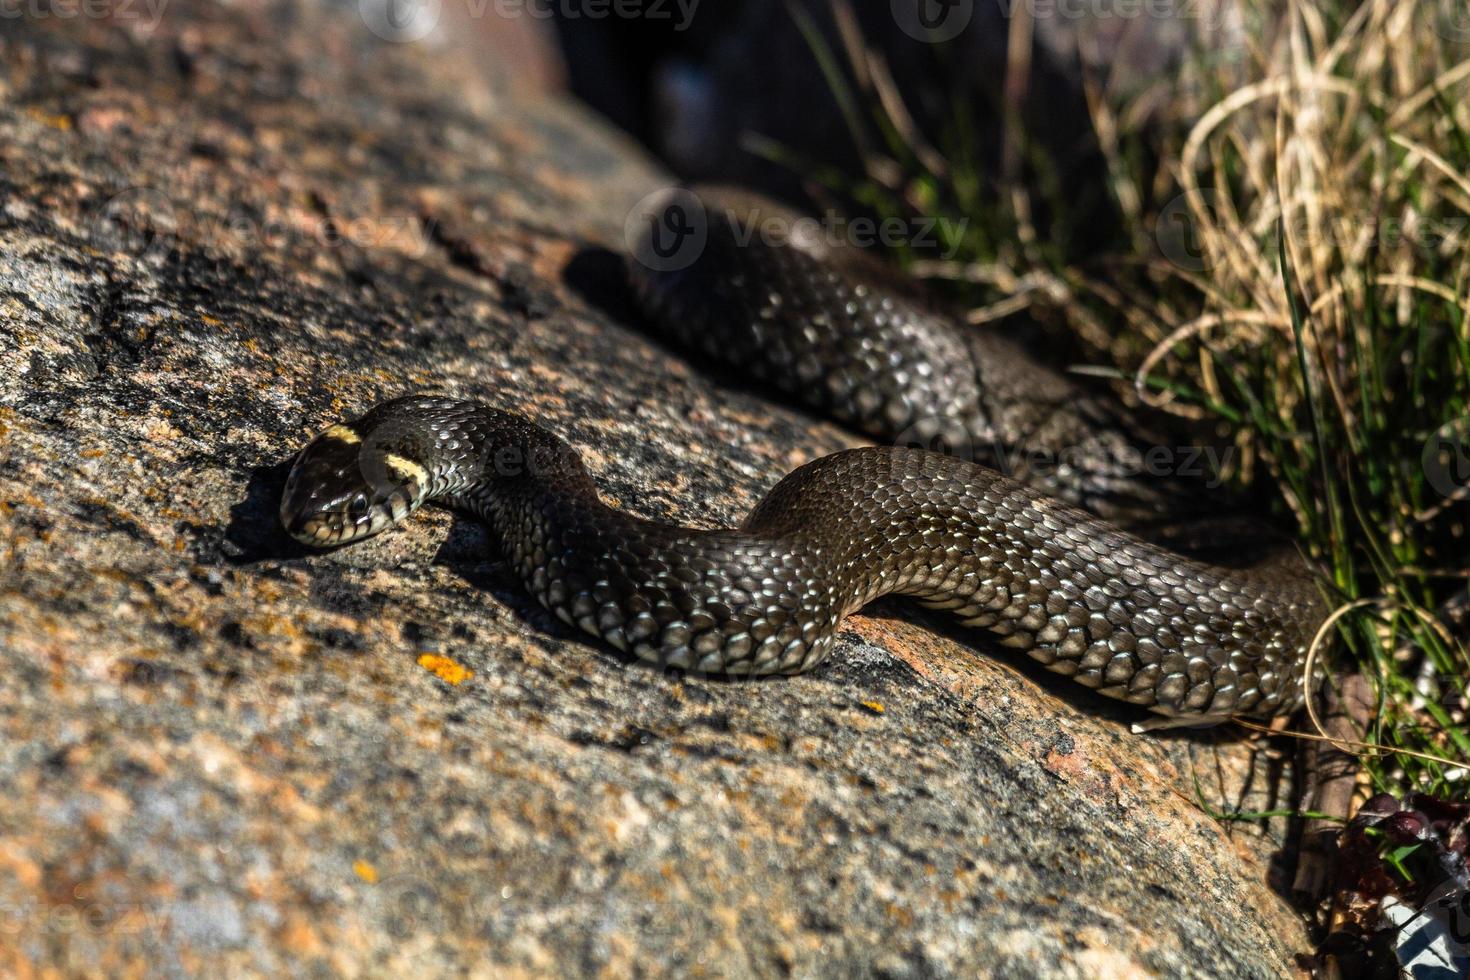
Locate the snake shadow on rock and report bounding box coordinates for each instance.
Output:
[223,459,316,564]
[902,601,1266,746]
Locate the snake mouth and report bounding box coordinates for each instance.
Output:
[279,424,421,548]
[280,485,416,548]
[280,505,390,547]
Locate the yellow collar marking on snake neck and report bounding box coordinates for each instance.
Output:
[384,453,428,482]
[323,424,361,445]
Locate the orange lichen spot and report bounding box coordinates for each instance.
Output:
[417,653,473,686]
[25,107,72,130]
[200,315,222,326]
[352,860,378,884]
[859,700,885,715]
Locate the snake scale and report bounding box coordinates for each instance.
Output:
[281,187,1324,725]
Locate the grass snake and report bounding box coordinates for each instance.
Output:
[280,187,1324,725]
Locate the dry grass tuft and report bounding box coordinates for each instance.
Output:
[1110,0,1470,795]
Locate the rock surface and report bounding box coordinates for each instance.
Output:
[1,5,1306,977]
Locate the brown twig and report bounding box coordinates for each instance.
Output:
[1292,673,1373,900]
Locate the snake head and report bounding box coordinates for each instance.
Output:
[279,421,424,547]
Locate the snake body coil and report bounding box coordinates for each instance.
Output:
[281,188,1323,724]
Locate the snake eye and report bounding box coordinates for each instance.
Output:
[348,493,369,517]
